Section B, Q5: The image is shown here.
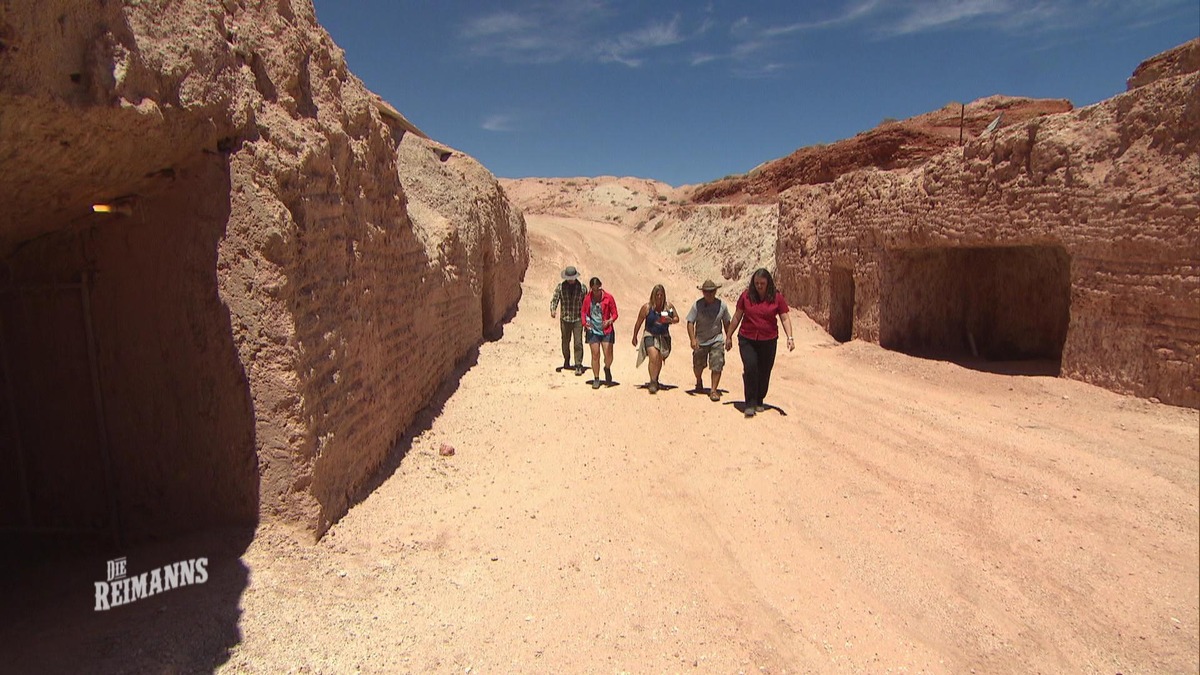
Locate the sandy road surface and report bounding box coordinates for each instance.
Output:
[7,214,1197,673]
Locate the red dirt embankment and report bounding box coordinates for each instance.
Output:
[691,97,1072,204]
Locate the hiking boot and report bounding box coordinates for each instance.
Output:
[756,404,767,413]
[592,379,602,389]
[574,365,585,376]
[648,381,658,394]
[744,406,756,418]
[562,359,571,370]
[604,367,612,385]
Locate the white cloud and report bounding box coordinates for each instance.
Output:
[875,0,1195,36]
[460,1,1193,77]
[482,114,518,132]
[597,15,685,66]
[760,0,883,37]
[459,2,704,67]
[884,0,1019,35]
[461,11,537,38]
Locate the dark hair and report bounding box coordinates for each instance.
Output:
[589,276,602,288]
[748,268,776,303]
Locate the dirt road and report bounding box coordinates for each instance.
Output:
[10,214,1194,673]
[214,214,1198,673]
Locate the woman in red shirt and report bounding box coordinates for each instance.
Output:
[724,268,795,417]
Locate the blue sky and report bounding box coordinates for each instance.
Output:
[312,1,1197,186]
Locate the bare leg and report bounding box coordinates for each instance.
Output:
[711,369,722,392]
[602,342,614,368]
[590,342,602,380]
[648,347,663,383]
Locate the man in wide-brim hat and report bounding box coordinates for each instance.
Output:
[686,279,732,401]
[550,265,586,375]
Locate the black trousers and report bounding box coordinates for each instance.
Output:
[738,335,778,407]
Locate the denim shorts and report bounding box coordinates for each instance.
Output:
[587,331,614,344]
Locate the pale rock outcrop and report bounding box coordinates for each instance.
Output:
[638,204,778,304]
[0,0,527,539]
[499,175,679,229]
[502,176,775,302]
[778,40,1199,407]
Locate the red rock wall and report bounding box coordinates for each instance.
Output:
[0,0,527,539]
[778,63,1199,408]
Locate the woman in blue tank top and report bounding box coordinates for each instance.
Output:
[632,284,679,394]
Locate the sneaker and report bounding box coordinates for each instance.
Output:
[756,404,767,413]
[592,380,602,389]
[575,365,585,376]
[648,381,658,394]
[744,406,756,418]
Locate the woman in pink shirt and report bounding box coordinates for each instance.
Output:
[582,277,619,389]
[724,268,795,417]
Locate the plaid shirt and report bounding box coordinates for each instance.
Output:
[551,280,585,323]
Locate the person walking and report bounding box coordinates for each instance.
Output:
[631,284,679,394]
[725,268,795,417]
[582,277,618,389]
[687,279,732,402]
[550,265,586,375]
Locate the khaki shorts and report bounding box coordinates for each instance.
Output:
[692,342,725,373]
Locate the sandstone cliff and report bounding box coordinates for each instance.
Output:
[691,97,1073,205]
[777,39,1199,407]
[0,0,527,539]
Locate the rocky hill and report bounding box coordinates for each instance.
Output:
[691,96,1072,204]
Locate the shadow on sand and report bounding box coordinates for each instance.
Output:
[729,401,789,417]
[1,525,255,673]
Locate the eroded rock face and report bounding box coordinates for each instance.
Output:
[499,176,681,229]
[691,96,1073,205]
[777,43,1199,408]
[0,0,527,539]
[1128,38,1200,90]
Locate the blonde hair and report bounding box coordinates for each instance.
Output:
[648,284,667,310]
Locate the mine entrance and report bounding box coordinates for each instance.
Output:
[829,267,855,343]
[879,245,1070,372]
[0,281,117,540]
[0,159,258,552]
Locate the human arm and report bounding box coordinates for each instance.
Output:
[632,303,648,346]
[603,294,618,332]
[687,320,698,350]
[724,307,744,351]
[550,283,561,318]
[778,294,794,351]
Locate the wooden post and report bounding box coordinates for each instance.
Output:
[0,302,34,528]
[81,275,122,547]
